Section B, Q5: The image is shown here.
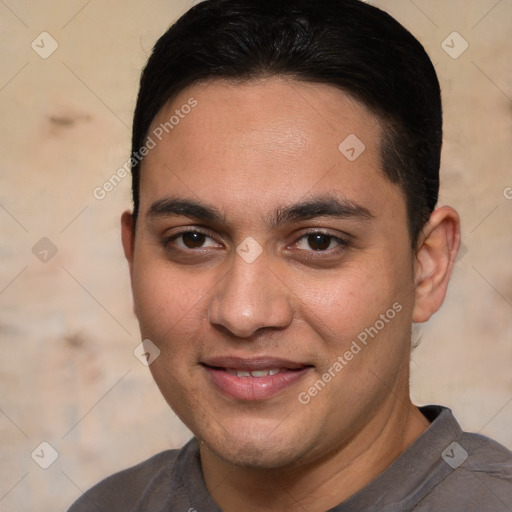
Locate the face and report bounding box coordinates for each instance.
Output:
[123,77,420,469]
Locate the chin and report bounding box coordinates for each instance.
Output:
[198,418,312,470]
[207,437,302,469]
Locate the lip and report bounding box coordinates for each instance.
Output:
[201,356,313,401]
[203,355,309,371]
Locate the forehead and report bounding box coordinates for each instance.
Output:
[139,77,401,222]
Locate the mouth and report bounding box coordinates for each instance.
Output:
[224,368,286,377]
[200,356,313,401]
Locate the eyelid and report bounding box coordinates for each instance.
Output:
[291,229,351,252]
[294,228,350,242]
[161,227,351,254]
[162,227,222,249]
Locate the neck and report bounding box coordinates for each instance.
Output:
[200,396,429,512]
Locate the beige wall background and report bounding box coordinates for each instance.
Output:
[0,0,510,510]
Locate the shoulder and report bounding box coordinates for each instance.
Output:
[417,428,512,511]
[459,430,512,491]
[462,430,512,466]
[67,444,191,512]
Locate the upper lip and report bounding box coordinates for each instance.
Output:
[201,356,311,371]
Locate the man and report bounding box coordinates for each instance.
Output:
[68,0,512,510]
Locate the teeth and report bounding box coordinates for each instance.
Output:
[225,368,281,377]
[250,370,271,377]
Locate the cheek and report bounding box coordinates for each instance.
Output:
[132,249,205,343]
[296,260,414,420]
[298,252,412,346]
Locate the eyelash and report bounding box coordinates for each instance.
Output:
[161,228,350,255]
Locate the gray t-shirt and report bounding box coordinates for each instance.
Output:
[67,405,512,511]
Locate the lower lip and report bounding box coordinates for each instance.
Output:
[203,366,311,401]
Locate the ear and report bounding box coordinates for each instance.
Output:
[412,206,461,323]
[121,210,135,279]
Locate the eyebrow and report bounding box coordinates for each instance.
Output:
[146,195,374,226]
[269,196,374,226]
[148,197,225,223]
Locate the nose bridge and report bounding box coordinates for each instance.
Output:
[208,254,293,338]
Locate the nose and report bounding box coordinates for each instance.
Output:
[208,253,294,339]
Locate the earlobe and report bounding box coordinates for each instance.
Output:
[412,206,461,323]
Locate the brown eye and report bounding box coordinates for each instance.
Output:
[182,232,207,248]
[294,231,349,253]
[307,233,332,251]
[162,230,220,252]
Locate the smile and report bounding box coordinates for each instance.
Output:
[225,368,281,377]
[201,357,313,400]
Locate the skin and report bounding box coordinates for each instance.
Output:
[121,77,460,512]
